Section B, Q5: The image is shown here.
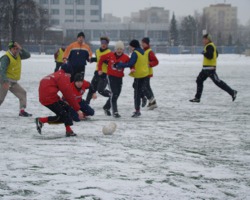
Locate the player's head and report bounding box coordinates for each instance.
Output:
[74,73,84,89]
[100,36,109,50]
[8,41,19,56]
[115,41,125,56]
[129,39,140,52]
[141,37,150,49]
[203,33,212,45]
[77,32,85,44]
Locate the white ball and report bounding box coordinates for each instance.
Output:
[102,122,117,135]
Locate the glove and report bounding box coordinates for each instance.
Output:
[90,57,97,63]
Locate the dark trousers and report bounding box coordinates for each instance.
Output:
[195,69,234,99]
[45,100,73,126]
[54,62,63,72]
[133,77,148,111]
[103,76,123,113]
[70,100,95,122]
[141,77,154,100]
[70,66,86,82]
[86,71,110,104]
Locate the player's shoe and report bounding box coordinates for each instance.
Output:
[147,99,157,110]
[35,118,43,134]
[104,108,111,116]
[19,110,32,117]
[132,111,141,118]
[232,90,237,102]
[66,131,77,137]
[113,112,121,118]
[189,98,200,103]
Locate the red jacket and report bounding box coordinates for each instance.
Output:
[70,80,90,103]
[39,70,80,111]
[98,52,130,78]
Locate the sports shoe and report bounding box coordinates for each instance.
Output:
[19,110,32,117]
[147,99,158,110]
[113,112,121,118]
[232,90,237,102]
[142,97,147,108]
[189,98,200,103]
[66,131,77,137]
[132,111,141,118]
[35,118,43,134]
[104,108,111,116]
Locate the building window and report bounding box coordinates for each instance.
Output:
[51,0,59,4]
[76,0,85,5]
[50,19,60,25]
[76,10,85,16]
[65,9,74,15]
[39,0,48,4]
[91,10,98,16]
[65,0,74,5]
[91,0,98,5]
[76,20,85,22]
[51,9,59,15]
[65,19,74,23]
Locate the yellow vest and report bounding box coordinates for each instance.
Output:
[95,49,111,73]
[129,50,149,78]
[6,51,22,81]
[144,48,153,76]
[56,48,64,63]
[203,42,217,67]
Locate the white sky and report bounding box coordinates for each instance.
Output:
[103,0,250,25]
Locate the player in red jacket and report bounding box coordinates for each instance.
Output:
[141,37,159,110]
[66,73,96,121]
[98,41,130,118]
[35,63,84,137]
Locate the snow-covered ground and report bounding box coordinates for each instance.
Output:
[0,53,250,200]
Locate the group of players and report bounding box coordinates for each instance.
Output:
[36,32,159,136]
[0,32,237,137]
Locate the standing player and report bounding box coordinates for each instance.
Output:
[98,41,130,118]
[141,37,159,110]
[116,39,149,117]
[190,34,237,103]
[35,63,84,137]
[63,32,92,81]
[86,37,111,110]
[0,41,32,117]
[54,44,65,72]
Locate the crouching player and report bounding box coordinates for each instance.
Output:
[35,63,84,137]
[67,73,95,121]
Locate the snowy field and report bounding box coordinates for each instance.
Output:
[0,52,250,200]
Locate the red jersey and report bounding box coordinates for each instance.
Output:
[39,70,80,111]
[98,52,130,78]
[70,80,90,103]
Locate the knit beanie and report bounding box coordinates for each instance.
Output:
[115,41,125,50]
[8,41,16,49]
[129,39,140,48]
[61,63,72,74]
[203,33,212,41]
[74,73,84,82]
[77,31,85,38]
[142,37,150,45]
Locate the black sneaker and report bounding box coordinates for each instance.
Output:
[189,98,200,103]
[113,112,121,118]
[19,110,32,117]
[142,97,147,108]
[147,99,157,110]
[132,111,141,118]
[35,118,43,134]
[66,131,77,137]
[232,90,237,102]
[104,108,111,116]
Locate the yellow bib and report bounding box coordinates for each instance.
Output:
[6,51,22,80]
[203,42,217,67]
[129,50,149,78]
[144,48,153,76]
[95,49,111,73]
[56,48,64,63]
